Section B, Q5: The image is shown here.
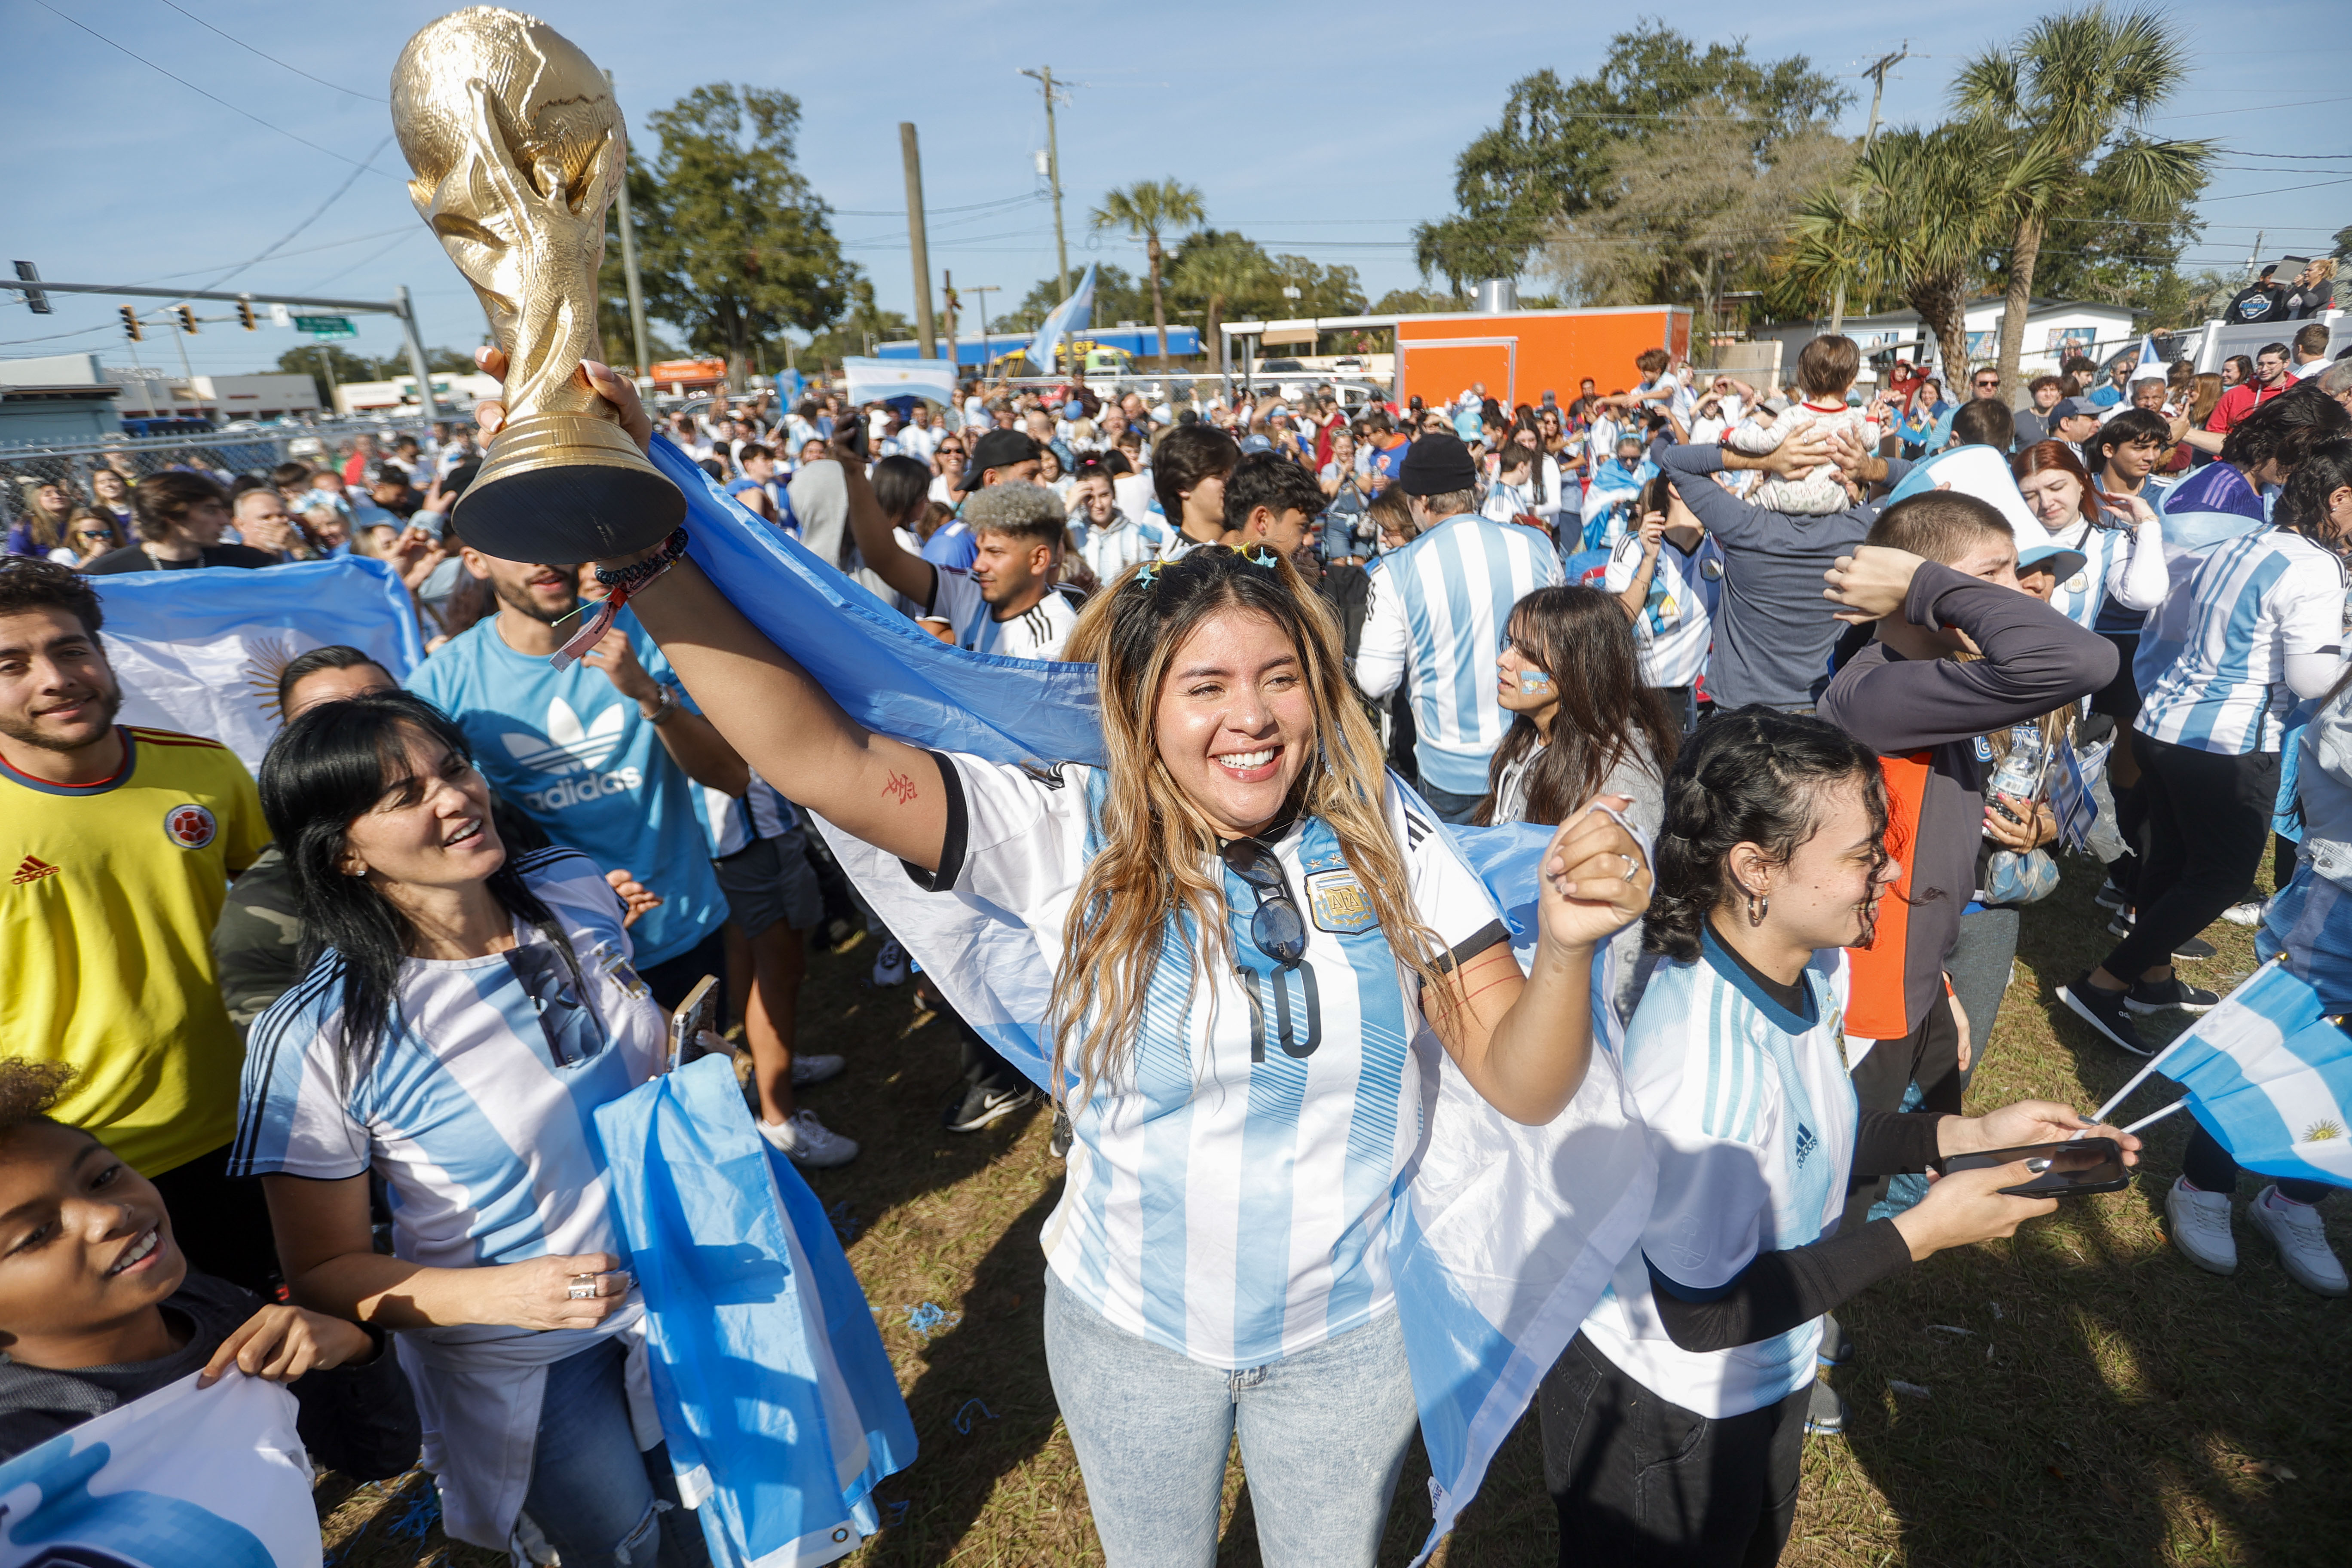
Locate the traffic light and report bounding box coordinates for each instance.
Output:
[175,304,197,334]
[237,297,256,331]
[119,306,143,343]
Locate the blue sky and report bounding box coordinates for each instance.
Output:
[2,0,2345,379]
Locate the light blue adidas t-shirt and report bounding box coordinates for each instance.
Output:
[408,610,726,968]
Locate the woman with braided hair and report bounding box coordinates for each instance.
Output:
[1539,706,2141,1567]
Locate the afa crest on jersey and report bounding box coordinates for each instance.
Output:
[1305,869,1377,934]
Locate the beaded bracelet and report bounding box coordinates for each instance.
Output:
[551,526,690,671]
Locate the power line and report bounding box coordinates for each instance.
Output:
[830,192,1043,218]
[28,0,394,178]
[190,135,398,295]
[297,229,425,293]
[2154,94,2352,120]
[2202,176,2352,201]
[153,0,387,101]
[132,225,420,285]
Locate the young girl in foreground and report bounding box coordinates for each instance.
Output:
[1541,707,2141,1566]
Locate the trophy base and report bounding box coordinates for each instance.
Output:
[450,412,686,565]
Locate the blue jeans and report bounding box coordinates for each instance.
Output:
[1044,1275,1418,1568]
[1415,781,1485,825]
[520,1338,708,1568]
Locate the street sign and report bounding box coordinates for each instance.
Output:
[293,315,357,340]
[269,303,292,328]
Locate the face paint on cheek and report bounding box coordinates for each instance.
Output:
[1519,671,1554,696]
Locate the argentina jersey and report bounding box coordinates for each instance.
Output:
[1358,514,1563,796]
[1580,934,1856,1418]
[1074,512,1175,582]
[2136,529,2346,756]
[2047,517,2138,631]
[912,755,1507,1369]
[929,570,1081,662]
[229,849,668,1271]
[1603,533,1718,689]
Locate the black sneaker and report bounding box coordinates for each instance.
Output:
[1804,1375,1847,1436]
[2058,974,2151,1055]
[2173,934,2217,961]
[942,1080,1040,1133]
[1817,1313,1851,1366]
[1050,1107,1073,1158]
[2094,878,2127,910]
[2127,975,2220,1014]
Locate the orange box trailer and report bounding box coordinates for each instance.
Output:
[1393,306,1692,409]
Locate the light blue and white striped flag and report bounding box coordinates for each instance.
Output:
[2049,738,2109,853]
[648,434,1657,1564]
[0,1371,320,1566]
[89,555,425,772]
[2156,960,2352,1190]
[841,355,957,409]
[1023,262,1096,372]
[2136,333,2165,371]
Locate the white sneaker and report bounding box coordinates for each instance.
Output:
[2220,900,2265,927]
[870,938,909,987]
[756,1109,858,1168]
[2245,1185,2348,1297]
[2165,1178,2237,1274]
[790,1053,845,1087]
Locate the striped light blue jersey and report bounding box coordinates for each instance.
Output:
[229,850,668,1271]
[2046,516,2159,633]
[1603,533,1721,689]
[1072,511,1176,582]
[1355,514,1564,795]
[1580,933,1855,1418]
[2136,529,2346,756]
[919,755,1507,1369]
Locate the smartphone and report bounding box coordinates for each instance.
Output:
[667,974,721,1073]
[1990,796,2025,826]
[1942,1137,2129,1197]
[837,415,869,462]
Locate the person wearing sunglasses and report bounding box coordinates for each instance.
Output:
[536,354,1651,1565]
[231,691,708,1566]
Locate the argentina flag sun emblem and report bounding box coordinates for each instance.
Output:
[1305,869,1378,934]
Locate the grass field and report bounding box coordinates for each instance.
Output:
[320,851,2349,1568]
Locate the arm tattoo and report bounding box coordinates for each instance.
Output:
[882,770,919,805]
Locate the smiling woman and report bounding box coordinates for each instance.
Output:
[228,691,707,1565]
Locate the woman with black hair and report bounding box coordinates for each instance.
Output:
[230,692,707,1567]
[1543,707,2141,1567]
[1479,583,1677,1017]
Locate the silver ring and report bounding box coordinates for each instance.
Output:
[567,1273,598,1301]
[1620,853,1639,882]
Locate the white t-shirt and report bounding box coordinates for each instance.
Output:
[915,757,1507,1367]
[1580,934,1856,1418]
[1074,512,1177,582]
[927,568,1080,660]
[231,850,667,1271]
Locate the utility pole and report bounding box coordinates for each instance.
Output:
[942,268,959,370]
[606,70,652,378]
[1828,42,1908,337]
[2245,229,2266,280]
[970,285,1000,366]
[900,122,937,359]
[1021,67,1070,297]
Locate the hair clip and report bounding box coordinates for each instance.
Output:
[1238,545,1280,569]
[1128,560,1163,591]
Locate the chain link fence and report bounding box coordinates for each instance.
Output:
[1,416,442,548]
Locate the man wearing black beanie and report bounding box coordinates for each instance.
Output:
[1353,432,1564,823]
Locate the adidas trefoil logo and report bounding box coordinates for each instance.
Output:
[502,698,625,778]
[12,855,60,885]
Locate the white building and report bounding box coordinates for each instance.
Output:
[95,369,322,421]
[1754,297,2141,379]
[333,371,499,416]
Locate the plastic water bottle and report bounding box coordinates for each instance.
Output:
[1986,725,2043,804]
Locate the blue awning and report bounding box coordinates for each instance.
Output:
[876,326,1200,367]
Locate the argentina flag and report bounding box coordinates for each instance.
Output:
[2145,961,2352,1189]
[89,555,425,772]
[1024,261,1096,372]
[0,1372,320,1567]
[648,435,1658,1564]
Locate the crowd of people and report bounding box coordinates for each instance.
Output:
[3,314,2349,1567]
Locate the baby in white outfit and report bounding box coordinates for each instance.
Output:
[1728,334,1883,514]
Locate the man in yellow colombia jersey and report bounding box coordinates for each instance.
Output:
[0,560,272,1290]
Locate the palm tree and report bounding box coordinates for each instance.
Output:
[1955,6,2214,393]
[1787,122,2041,387]
[1089,179,1206,367]
[1172,238,1268,373]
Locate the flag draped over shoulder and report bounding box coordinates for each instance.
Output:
[1024,262,1096,372]
[0,1372,320,1567]
[652,435,1657,1561]
[91,555,425,771]
[2152,960,2352,1190]
[594,1056,917,1567]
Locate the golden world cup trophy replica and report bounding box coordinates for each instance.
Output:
[391,8,683,564]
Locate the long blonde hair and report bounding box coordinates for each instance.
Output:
[1053,546,1452,1106]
